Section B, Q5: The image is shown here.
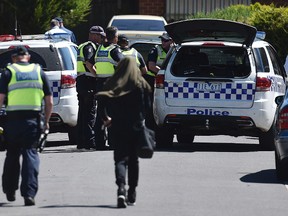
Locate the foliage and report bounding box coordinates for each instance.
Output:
[249,3,288,62]
[0,0,91,34]
[191,4,252,24]
[189,3,288,63]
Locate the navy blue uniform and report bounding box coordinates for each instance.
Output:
[76,42,98,149]
[0,62,51,199]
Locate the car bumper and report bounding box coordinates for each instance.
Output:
[275,136,288,160]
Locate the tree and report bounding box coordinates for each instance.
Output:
[0,0,91,35]
[189,3,288,63]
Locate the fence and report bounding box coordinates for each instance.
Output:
[165,0,251,21]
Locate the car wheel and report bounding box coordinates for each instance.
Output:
[275,151,288,181]
[68,126,77,145]
[259,126,275,151]
[176,133,195,144]
[155,126,173,149]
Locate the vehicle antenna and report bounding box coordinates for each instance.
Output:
[14,14,22,41]
[14,14,17,39]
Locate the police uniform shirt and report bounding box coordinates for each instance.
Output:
[120,47,146,69]
[0,62,52,114]
[83,41,98,68]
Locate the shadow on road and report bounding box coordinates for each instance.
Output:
[240,169,283,184]
[157,142,262,153]
[40,204,117,209]
[46,140,71,147]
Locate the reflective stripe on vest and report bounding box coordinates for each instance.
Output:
[147,45,167,77]
[95,44,117,77]
[6,63,44,111]
[121,48,140,67]
[77,41,97,73]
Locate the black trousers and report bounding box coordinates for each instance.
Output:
[2,116,40,198]
[94,78,109,149]
[76,75,97,149]
[111,127,139,188]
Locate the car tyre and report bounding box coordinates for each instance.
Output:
[176,133,195,144]
[259,126,275,151]
[155,126,173,149]
[275,151,288,181]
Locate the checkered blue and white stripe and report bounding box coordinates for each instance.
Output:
[50,81,61,98]
[164,81,255,100]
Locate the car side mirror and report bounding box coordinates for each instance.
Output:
[275,95,284,106]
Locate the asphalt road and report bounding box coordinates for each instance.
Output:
[0,133,288,216]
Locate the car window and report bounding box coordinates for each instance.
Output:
[112,19,165,31]
[171,46,251,78]
[266,46,282,76]
[0,47,61,71]
[253,47,270,72]
[58,47,75,70]
[130,43,160,63]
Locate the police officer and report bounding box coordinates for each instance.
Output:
[89,26,124,150]
[44,19,70,41]
[117,34,147,75]
[54,17,77,44]
[145,32,173,130]
[76,26,105,150]
[0,46,53,206]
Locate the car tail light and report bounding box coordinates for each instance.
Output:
[0,35,15,42]
[61,75,76,89]
[8,45,30,49]
[256,76,271,92]
[279,107,288,130]
[155,74,164,89]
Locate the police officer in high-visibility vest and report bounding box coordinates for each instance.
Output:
[89,26,124,150]
[76,26,105,150]
[145,32,173,130]
[0,46,53,206]
[117,34,147,75]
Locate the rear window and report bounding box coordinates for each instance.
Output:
[111,19,165,31]
[58,47,75,70]
[0,47,62,71]
[171,46,251,78]
[130,43,160,62]
[253,47,270,72]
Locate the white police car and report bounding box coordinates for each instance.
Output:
[0,35,78,144]
[154,19,287,149]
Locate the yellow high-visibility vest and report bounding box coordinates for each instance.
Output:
[95,44,117,78]
[77,41,97,73]
[121,48,140,67]
[6,63,44,111]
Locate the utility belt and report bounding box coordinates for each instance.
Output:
[6,111,40,120]
[77,72,96,78]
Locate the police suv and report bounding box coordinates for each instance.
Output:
[0,35,78,144]
[154,19,287,150]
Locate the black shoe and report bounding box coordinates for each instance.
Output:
[96,146,109,151]
[127,188,136,206]
[6,192,16,202]
[24,197,35,206]
[117,187,127,208]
